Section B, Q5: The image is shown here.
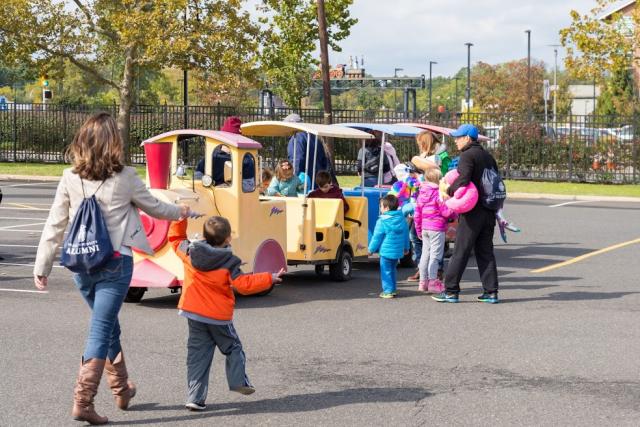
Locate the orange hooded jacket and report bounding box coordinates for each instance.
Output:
[169,219,272,321]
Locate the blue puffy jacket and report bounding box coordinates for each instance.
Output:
[368,209,410,260]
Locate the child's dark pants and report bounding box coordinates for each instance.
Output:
[186,319,252,404]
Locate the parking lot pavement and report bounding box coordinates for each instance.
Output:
[1,179,640,426]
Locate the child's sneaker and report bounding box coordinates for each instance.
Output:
[504,222,521,232]
[379,292,395,299]
[498,220,508,243]
[431,292,459,303]
[418,280,428,292]
[427,279,445,294]
[185,401,206,411]
[231,385,256,395]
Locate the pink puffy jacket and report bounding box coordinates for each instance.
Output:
[415,182,456,235]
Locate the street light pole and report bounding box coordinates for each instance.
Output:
[553,48,558,123]
[465,43,473,112]
[429,60,437,118]
[525,30,532,119]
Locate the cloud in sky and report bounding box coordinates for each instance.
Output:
[246,0,597,78]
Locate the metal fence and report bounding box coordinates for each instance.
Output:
[1,103,639,183]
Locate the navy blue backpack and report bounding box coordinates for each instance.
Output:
[480,167,507,211]
[60,179,114,274]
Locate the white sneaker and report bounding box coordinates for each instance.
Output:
[231,385,256,395]
[185,401,206,411]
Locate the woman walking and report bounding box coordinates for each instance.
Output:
[33,113,190,424]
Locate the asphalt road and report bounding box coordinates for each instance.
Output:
[1,179,639,426]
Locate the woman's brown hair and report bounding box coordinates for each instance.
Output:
[415,131,441,156]
[66,112,125,181]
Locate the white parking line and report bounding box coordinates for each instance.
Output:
[0,222,46,230]
[0,206,50,211]
[0,229,46,233]
[0,217,48,220]
[3,182,58,188]
[0,262,63,269]
[2,202,52,206]
[548,201,589,208]
[0,288,48,294]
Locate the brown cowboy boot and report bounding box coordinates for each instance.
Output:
[72,358,108,425]
[105,351,137,410]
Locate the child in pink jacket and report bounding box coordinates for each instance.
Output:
[415,168,457,293]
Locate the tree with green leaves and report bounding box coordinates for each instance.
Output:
[596,68,636,117]
[258,0,357,109]
[560,0,637,98]
[0,0,260,156]
[471,60,547,115]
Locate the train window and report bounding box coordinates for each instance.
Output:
[211,145,232,186]
[242,153,256,193]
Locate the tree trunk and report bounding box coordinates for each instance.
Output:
[316,0,334,168]
[117,46,136,163]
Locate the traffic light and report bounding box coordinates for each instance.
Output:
[43,89,52,99]
[42,74,49,87]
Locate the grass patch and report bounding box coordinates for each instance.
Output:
[337,175,640,198]
[0,162,146,178]
[504,180,640,198]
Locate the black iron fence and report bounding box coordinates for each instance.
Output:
[1,103,639,183]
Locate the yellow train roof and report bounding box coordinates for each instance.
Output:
[241,121,375,139]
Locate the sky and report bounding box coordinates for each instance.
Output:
[246,0,599,78]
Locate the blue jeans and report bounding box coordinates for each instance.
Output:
[72,255,133,361]
[380,256,398,294]
[410,221,422,265]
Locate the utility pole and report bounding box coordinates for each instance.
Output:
[465,43,473,112]
[454,76,459,113]
[317,0,334,162]
[394,67,403,112]
[525,30,532,119]
[183,5,189,129]
[429,61,437,118]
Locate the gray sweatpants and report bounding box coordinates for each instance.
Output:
[418,230,446,282]
[186,318,252,404]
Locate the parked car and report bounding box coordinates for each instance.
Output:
[614,125,634,142]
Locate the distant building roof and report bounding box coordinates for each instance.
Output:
[599,0,635,19]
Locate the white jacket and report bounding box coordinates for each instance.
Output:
[34,166,181,276]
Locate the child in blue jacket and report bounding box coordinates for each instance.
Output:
[368,194,410,298]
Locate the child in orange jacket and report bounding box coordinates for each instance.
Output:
[169,216,284,411]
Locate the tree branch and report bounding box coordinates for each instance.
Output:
[71,0,118,41]
[0,24,119,90]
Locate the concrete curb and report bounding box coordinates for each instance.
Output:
[1,174,639,203]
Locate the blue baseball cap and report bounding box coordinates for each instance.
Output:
[450,124,479,140]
